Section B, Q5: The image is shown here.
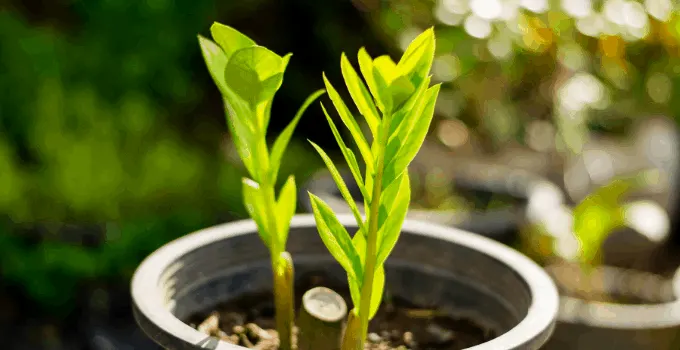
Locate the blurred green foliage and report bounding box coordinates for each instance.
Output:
[362,0,680,154]
[0,1,323,312]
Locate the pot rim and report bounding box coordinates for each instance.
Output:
[131,214,559,350]
[553,264,680,329]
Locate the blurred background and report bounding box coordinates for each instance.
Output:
[2,0,680,349]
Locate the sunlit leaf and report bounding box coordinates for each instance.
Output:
[369,264,385,320]
[198,36,228,94]
[382,84,440,188]
[373,55,399,84]
[309,194,363,282]
[358,48,389,113]
[322,74,374,172]
[242,178,270,248]
[210,22,256,59]
[376,173,410,267]
[320,103,370,204]
[397,27,436,88]
[276,175,297,245]
[224,46,285,109]
[309,141,367,233]
[341,53,380,137]
[386,76,431,143]
[269,89,325,183]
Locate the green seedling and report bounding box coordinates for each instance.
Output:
[198,22,325,350]
[572,168,662,270]
[307,29,440,349]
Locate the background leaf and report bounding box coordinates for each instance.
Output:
[210,22,256,59]
[269,89,325,183]
[242,178,270,248]
[198,36,228,94]
[276,175,297,246]
[309,193,364,283]
[340,53,380,138]
[320,103,370,203]
[309,141,367,233]
[322,74,374,171]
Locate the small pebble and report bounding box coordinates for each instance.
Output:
[368,332,382,343]
[197,312,220,335]
[403,331,414,344]
[233,325,245,334]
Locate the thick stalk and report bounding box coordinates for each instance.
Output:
[353,121,390,349]
[262,183,294,350]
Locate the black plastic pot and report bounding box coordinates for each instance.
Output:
[131,214,559,349]
[301,164,564,245]
[542,263,680,349]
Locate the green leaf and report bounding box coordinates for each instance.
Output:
[322,74,374,173]
[350,228,382,320]
[376,173,410,267]
[210,22,256,59]
[369,264,385,320]
[198,35,228,94]
[373,55,399,84]
[370,64,393,114]
[340,53,380,138]
[383,84,440,186]
[276,175,297,246]
[386,76,431,145]
[358,48,390,114]
[397,27,436,88]
[223,95,259,179]
[309,193,364,282]
[384,77,432,167]
[309,141,367,233]
[224,46,285,110]
[242,178,270,248]
[320,103,370,204]
[269,89,326,183]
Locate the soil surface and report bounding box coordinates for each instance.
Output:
[188,273,495,350]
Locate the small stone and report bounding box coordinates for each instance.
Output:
[380,330,391,340]
[403,331,414,344]
[197,312,220,335]
[368,332,382,343]
[233,325,245,334]
[426,323,454,343]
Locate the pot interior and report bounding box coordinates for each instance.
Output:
[159,224,533,340]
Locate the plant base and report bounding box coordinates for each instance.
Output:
[187,272,495,350]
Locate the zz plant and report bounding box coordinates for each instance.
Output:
[198,22,324,350]
[307,29,440,349]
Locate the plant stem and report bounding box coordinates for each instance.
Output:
[354,122,390,349]
[262,183,294,350]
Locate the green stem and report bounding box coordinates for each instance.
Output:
[354,120,390,349]
[262,183,294,350]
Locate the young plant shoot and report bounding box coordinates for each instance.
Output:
[198,22,325,350]
[308,29,440,349]
[572,169,662,270]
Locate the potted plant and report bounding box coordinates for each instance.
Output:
[132,23,559,349]
[523,170,680,349]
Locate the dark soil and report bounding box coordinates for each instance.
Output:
[187,273,496,350]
